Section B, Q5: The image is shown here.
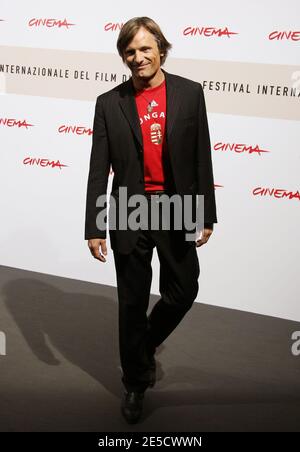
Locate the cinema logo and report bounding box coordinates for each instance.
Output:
[23,157,68,169]
[58,125,93,136]
[214,142,270,156]
[28,18,75,28]
[0,118,34,129]
[253,187,300,201]
[104,22,123,32]
[268,30,300,41]
[183,26,238,38]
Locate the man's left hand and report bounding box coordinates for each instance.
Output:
[196,225,214,247]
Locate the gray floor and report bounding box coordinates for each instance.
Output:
[0,264,299,432]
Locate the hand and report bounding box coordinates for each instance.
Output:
[196,227,213,247]
[88,238,107,262]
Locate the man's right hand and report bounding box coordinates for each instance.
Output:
[88,238,107,262]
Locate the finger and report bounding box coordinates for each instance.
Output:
[101,241,107,256]
[202,230,212,241]
[90,245,106,262]
[196,234,210,247]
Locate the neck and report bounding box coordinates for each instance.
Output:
[132,68,165,92]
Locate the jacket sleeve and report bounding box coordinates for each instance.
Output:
[84,95,110,240]
[196,84,218,224]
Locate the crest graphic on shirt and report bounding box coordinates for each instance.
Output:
[150,123,162,145]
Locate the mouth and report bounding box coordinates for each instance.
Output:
[136,65,149,70]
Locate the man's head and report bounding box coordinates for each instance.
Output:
[117,17,172,81]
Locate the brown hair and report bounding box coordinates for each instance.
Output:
[117,16,172,66]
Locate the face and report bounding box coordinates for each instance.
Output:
[124,27,163,81]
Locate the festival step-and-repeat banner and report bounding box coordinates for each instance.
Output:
[1,0,299,320]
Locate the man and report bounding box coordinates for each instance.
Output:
[85,17,217,424]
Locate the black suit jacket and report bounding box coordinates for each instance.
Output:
[85,69,217,254]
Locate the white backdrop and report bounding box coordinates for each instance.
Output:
[0,0,299,321]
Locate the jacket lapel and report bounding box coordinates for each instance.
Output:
[163,69,181,139]
[118,78,143,148]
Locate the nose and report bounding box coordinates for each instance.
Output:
[133,50,144,65]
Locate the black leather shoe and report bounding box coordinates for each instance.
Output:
[148,355,156,387]
[121,391,144,424]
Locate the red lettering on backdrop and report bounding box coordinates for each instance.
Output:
[253,187,300,200]
[0,118,33,128]
[23,157,68,169]
[28,18,75,28]
[269,31,300,41]
[214,143,269,155]
[183,26,238,37]
[104,22,124,31]
[58,125,93,135]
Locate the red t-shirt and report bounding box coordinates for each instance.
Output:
[135,79,166,191]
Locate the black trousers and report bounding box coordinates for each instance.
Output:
[113,218,200,392]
